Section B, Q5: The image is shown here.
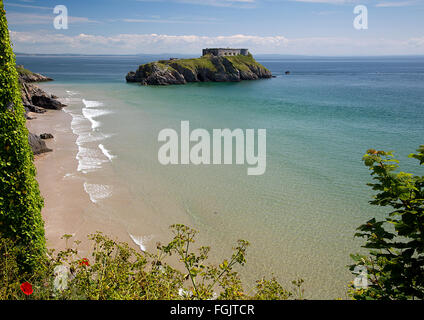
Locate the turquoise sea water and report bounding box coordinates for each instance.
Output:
[17,55,424,298]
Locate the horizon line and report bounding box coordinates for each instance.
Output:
[15,52,424,58]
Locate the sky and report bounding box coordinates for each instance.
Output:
[4,0,424,55]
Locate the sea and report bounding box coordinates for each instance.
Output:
[16,54,424,299]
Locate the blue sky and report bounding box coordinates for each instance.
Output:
[4,0,424,55]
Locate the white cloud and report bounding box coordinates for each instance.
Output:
[122,18,217,24]
[292,0,357,4]
[408,37,424,46]
[375,1,417,7]
[6,12,99,25]
[10,31,288,52]
[9,30,424,55]
[294,0,420,5]
[136,0,256,8]
[5,2,52,10]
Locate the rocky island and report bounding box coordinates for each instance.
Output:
[126,48,272,85]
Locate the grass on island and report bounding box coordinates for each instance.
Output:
[164,55,218,72]
[153,53,267,73]
[225,53,269,72]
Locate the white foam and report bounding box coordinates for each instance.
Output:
[76,132,112,145]
[66,90,79,96]
[83,183,112,204]
[66,98,115,173]
[77,146,108,173]
[99,144,116,162]
[69,112,102,145]
[129,234,146,251]
[129,234,154,252]
[82,108,111,131]
[82,99,104,108]
[70,113,86,134]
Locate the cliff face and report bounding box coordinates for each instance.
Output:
[126,54,272,85]
[17,66,65,155]
[16,65,53,83]
[18,66,66,112]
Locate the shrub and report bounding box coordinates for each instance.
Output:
[0,225,304,300]
[349,146,424,299]
[0,1,46,272]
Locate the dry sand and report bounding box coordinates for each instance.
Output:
[26,109,135,255]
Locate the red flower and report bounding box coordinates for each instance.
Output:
[20,282,33,295]
[79,258,90,266]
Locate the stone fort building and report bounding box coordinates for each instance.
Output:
[202,48,249,57]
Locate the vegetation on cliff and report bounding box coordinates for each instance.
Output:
[0,225,304,300]
[1,145,422,300]
[16,65,52,83]
[126,53,272,85]
[349,146,424,300]
[0,1,46,272]
[1,1,423,300]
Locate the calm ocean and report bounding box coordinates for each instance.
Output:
[17,54,424,298]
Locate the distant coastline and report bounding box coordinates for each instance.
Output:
[15,52,424,58]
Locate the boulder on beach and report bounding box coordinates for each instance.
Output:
[40,133,54,139]
[28,132,52,155]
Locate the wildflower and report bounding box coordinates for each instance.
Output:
[79,258,90,266]
[53,265,70,292]
[20,282,33,295]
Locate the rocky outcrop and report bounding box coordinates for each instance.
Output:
[18,66,63,155]
[20,80,66,111]
[126,54,272,86]
[18,65,66,114]
[28,132,52,155]
[126,62,186,85]
[17,65,53,83]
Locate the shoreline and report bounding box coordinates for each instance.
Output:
[26,103,137,255]
[25,81,193,262]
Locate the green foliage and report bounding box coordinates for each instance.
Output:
[166,56,218,72]
[160,224,248,300]
[253,278,304,300]
[225,53,269,72]
[15,65,34,77]
[155,54,268,74]
[0,1,46,272]
[0,225,304,300]
[349,146,424,300]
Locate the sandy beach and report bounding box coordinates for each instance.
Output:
[26,107,135,255]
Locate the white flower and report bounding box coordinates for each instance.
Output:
[53,265,70,292]
[178,288,193,298]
